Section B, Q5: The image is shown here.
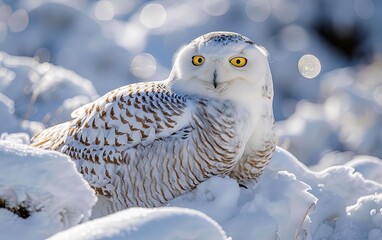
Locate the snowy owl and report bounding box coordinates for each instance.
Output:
[31,32,275,212]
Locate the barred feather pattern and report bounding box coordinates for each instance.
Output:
[229,134,276,187]
[31,81,258,211]
[228,69,276,187]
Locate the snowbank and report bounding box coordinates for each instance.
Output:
[0,2,142,93]
[49,207,228,240]
[167,147,382,239]
[277,59,382,167]
[0,51,97,128]
[276,100,341,165]
[321,63,382,158]
[333,194,382,240]
[0,140,97,240]
[0,142,381,240]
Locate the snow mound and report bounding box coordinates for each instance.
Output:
[169,171,316,239]
[321,64,382,158]
[0,140,97,240]
[276,100,341,165]
[278,59,382,167]
[0,143,381,240]
[168,148,315,239]
[49,207,228,240]
[0,51,98,127]
[0,2,139,94]
[269,148,382,239]
[165,147,382,239]
[333,194,382,240]
[0,132,31,145]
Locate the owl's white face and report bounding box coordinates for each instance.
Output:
[170,32,273,113]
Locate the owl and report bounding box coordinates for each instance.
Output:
[31,32,275,214]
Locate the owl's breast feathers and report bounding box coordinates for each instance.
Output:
[31,81,253,210]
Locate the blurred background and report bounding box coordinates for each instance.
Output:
[0,0,381,169]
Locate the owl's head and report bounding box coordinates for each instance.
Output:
[169,32,273,112]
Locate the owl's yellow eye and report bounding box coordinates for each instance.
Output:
[192,55,205,66]
[230,57,247,67]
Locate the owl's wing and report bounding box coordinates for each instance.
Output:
[31,81,192,196]
[63,81,191,152]
[32,81,191,151]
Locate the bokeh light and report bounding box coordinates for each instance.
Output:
[0,4,12,22]
[37,62,52,74]
[272,0,299,24]
[354,0,374,19]
[203,0,230,17]
[245,0,271,22]
[34,48,51,63]
[140,3,167,28]
[281,25,308,52]
[130,53,156,79]
[94,1,115,21]
[117,23,147,53]
[8,9,29,32]
[298,54,321,79]
[110,0,136,16]
[0,22,7,43]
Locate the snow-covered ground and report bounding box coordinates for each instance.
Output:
[0,140,96,240]
[1,138,381,239]
[49,207,228,240]
[1,0,382,239]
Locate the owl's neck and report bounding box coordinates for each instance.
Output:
[169,77,265,125]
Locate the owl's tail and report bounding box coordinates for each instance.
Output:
[31,121,72,151]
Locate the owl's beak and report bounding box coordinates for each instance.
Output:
[213,70,218,88]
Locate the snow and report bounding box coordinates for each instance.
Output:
[0,51,98,127]
[265,148,382,239]
[276,100,342,165]
[2,143,380,239]
[0,140,97,240]
[334,194,382,240]
[168,153,317,240]
[0,0,382,239]
[49,207,228,240]
[346,156,382,184]
[277,59,382,167]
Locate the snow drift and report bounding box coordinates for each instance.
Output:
[0,140,97,240]
[1,139,381,240]
[49,207,228,240]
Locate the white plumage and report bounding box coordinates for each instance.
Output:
[31,32,275,213]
